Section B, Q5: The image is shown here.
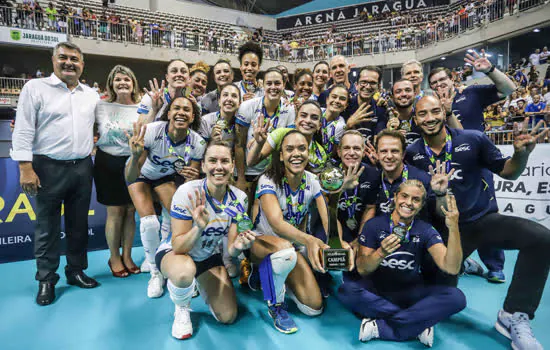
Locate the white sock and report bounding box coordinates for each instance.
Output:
[140,215,160,272]
[167,279,196,307]
[160,207,171,241]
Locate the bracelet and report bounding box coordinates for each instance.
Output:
[486,65,496,74]
[435,191,447,197]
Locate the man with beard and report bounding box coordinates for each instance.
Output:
[344,66,386,144]
[406,95,549,350]
[318,55,357,109]
[428,52,516,283]
[11,42,100,306]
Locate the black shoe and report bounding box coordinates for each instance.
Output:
[66,271,99,289]
[36,282,55,306]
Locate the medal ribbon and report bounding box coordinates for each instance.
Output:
[261,100,280,130]
[203,180,250,223]
[282,174,307,225]
[343,185,359,219]
[308,141,328,169]
[163,87,172,104]
[321,111,339,153]
[381,165,409,200]
[167,129,192,166]
[389,214,414,243]
[216,112,235,135]
[423,132,452,173]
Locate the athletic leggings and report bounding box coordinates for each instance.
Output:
[338,279,466,341]
[425,212,550,319]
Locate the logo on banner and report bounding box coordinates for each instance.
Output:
[10,30,21,41]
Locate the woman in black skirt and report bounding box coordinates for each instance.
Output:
[94,65,142,277]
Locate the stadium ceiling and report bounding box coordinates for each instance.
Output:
[199,0,313,15]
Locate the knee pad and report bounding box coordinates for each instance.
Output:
[259,248,297,305]
[140,215,161,266]
[167,278,195,307]
[287,288,324,317]
[270,248,297,275]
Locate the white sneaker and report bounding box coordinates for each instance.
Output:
[359,318,379,342]
[462,257,484,276]
[418,327,434,347]
[140,260,151,273]
[147,270,165,298]
[495,309,543,350]
[172,304,193,340]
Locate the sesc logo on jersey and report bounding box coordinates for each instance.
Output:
[380,251,415,270]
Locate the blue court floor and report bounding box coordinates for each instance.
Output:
[0,250,549,350]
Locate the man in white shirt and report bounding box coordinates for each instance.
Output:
[11,42,100,306]
[529,49,540,66]
[539,46,549,64]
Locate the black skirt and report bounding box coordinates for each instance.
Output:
[93,148,132,206]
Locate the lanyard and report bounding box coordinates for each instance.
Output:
[343,185,359,219]
[389,214,413,243]
[381,165,409,200]
[216,112,235,135]
[163,88,172,104]
[308,141,328,169]
[166,129,192,166]
[423,132,452,173]
[282,174,307,225]
[321,112,340,153]
[261,100,281,130]
[203,180,249,222]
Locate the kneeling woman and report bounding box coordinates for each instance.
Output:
[244,130,330,334]
[338,180,466,347]
[156,141,255,339]
[126,96,206,299]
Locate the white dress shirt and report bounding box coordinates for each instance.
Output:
[10,74,99,162]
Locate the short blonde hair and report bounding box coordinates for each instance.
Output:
[106,65,140,104]
[395,179,427,207]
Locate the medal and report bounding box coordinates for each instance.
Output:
[400,120,412,132]
[216,119,228,129]
[389,214,413,243]
[237,218,254,233]
[282,174,307,225]
[203,180,251,232]
[243,80,256,93]
[346,217,357,230]
[215,112,234,135]
[167,129,192,169]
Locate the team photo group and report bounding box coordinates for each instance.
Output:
[9,39,550,350]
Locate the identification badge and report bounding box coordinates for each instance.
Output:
[237,218,254,233]
[346,217,357,231]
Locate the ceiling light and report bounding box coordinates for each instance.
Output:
[441,56,446,60]
[533,28,540,33]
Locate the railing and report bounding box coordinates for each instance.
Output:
[0,1,547,62]
[486,126,550,145]
[0,78,30,95]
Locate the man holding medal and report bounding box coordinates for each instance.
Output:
[339,179,466,347]
[406,95,550,350]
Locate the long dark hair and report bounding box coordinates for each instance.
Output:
[265,130,307,190]
[297,100,324,147]
[160,96,201,131]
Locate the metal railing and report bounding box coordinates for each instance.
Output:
[0,0,547,61]
[0,78,30,95]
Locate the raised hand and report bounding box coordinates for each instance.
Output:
[429,159,456,195]
[387,116,400,130]
[143,78,166,111]
[187,189,210,230]
[436,87,454,114]
[465,51,492,74]
[341,162,365,191]
[211,124,223,142]
[127,122,146,157]
[440,194,459,230]
[364,141,378,165]
[347,103,373,129]
[178,166,200,181]
[233,230,257,251]
[513,118,548,155]
[252,113,269,144]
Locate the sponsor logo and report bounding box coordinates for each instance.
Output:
[172,205,187,214]
[413,153,425,161]
[10,30,21,41]
[449,162,463,181]
[260,184,274,190]
[454,143,471,152]
[380,251,415,270]
[202,226,228,237]
[379,200,392,213]
[455,96,466,103]
[360,182,371,189]
[359,235,366,243]
[412,236,420,243]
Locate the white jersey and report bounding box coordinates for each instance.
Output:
[198,112,237,148]
[236,97,296,176]
[234,80,264,100]
[140,121,206,180]
[160,179,249,261]
[321,108,346,152]
[95,101,139,156]
[254,171,322,237]
[137,91,169,121]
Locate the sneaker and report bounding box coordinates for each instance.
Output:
[247,263,261,291]
[140,259,151,273]
[418,327,434,347]
[239,258,252,286]
[192,283,200,298]
[463,257,484,276]
[172,304,193,340]
[487,270,506,283]
[359,318,379,342]
[268,303,298,334]
[147,270,165,298]
[495,310,543,350]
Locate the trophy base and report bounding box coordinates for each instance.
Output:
[322,248,350,271]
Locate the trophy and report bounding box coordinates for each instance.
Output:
[318,165,350,270]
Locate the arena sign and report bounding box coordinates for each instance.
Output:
[276,0,450,30]
[0,27,67,48]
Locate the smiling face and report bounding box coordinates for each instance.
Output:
[263,71,284,102]
[240,52,260,82]
[414,96,446,137]
[377,135,404,174]
[402,63,423,88]
[338,133,365,168]
[356,69,379,101]
[313,63,329,87]
[168,97,195,130]
[52,46,84,86]
[281,133,309,176]
[394,184,424,221]
[112,73,133,97]
[392,80,415,108]
[166,60,189,90]
[429,70,453,94]
[330,56,349,84]
[295,103,321,136]
[326,86,349,114]
[213,62,233,87]
[203,145,234,187]
[219,85,240,115]
[190,71,208,97]
[294,74,313,99]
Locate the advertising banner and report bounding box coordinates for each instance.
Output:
[276,0,450,30]
[0,27,67,48]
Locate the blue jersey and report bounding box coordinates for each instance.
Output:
[452,85,501,132]
[359,215,443,291]
[405,128,509,223]
[337,162,380,242]
[344,96,387,144]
